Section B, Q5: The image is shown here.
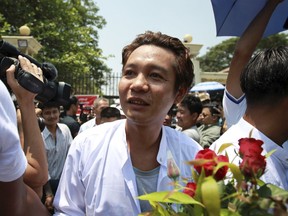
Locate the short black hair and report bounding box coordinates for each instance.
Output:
[100,107,121,119]
[179,94,203,115]
[240,46,288,106]
[63,95,78,110]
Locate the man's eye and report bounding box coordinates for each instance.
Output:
[122,70,135,77]
[149,73,164,79]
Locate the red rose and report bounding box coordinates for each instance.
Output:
[194,149,217,176]
[240,154,266,178]
[194,149,229,181]
[239,138,263,158]
[183,182,197,197]
[214,155,229,181]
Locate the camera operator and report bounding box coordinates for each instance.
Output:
[0,55,50,215]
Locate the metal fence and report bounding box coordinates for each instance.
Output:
[102,72,121,99]
[62,72,121,99]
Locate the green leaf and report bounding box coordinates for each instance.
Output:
[201,176,220,216]
[265,149,277,159]
[227,163,243,188]
[137,191,204,207]
[141,201,171,216]
[220,208,241,216]
[260,183,288,198]
[217,143,234,154]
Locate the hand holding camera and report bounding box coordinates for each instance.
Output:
[0,40,71,106]
[6,55,44,102]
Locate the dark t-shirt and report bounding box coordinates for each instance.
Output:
[60,115,80,138]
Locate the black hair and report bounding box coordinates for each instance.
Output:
[63,95,78,110]
[100,107,121,119]
[240,46,288,106]
[179,94,203,115]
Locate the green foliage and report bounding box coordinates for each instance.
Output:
[0,0,111,94]
[197,33,288,72]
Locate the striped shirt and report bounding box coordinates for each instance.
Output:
[42,123,72,180]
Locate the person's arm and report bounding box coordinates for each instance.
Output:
[43,181,55,213]
[0,177,50,216]
[6,55,49,197]
[227,0,283,98]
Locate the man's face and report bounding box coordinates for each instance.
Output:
[71,102,79,115]
[94,100,109,117]
[41,107,60,126]
[198,107,214,125]
[119,45,183,125]
[176,104,196,130]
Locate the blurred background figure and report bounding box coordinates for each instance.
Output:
[110,99,126,119]
[198,102,222,148]
[197,92,211,105]
[78,97,109,133]
[60,95,80,138]
[176,94,203,143]
[100,106,121,124]
[163,104,177,128]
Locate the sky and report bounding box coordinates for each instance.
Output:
[96,0,231,74]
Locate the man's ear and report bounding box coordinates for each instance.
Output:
[174,87,188,104]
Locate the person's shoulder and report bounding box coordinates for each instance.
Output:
[164,126,202,150]
[60,115,75,123]
[57,122,69,129]
[81,117,95,127]
[95,119,125,131]
[57,122,72,135]
[77,119,125,139]
[209,120,248,152]
[73,120,126,153]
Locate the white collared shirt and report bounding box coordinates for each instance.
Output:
[210,118,288,190]
[78,117,96,133]
[53,119,202,215]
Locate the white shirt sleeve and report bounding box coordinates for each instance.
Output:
[0,81,27,182]
[222,89,247,128]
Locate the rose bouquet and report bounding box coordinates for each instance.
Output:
[138,137,288,216]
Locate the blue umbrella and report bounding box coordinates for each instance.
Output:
[190,81,225,92]
[211,0,288,37]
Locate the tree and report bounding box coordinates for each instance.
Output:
[197,33,288,72]
[0,0,111,94]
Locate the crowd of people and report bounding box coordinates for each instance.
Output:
[1,0,287,215]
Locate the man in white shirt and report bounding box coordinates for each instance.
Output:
[223,0,284,128]
[78,97,109,133]
[210,0,288,191]
[53,31,202,215]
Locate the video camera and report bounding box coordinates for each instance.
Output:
[0,40,71,106]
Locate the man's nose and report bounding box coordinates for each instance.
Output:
[131,73,149,91]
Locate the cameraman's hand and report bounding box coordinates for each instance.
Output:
[6,55,43,105]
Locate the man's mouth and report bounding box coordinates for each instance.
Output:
[128,98,149,106]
